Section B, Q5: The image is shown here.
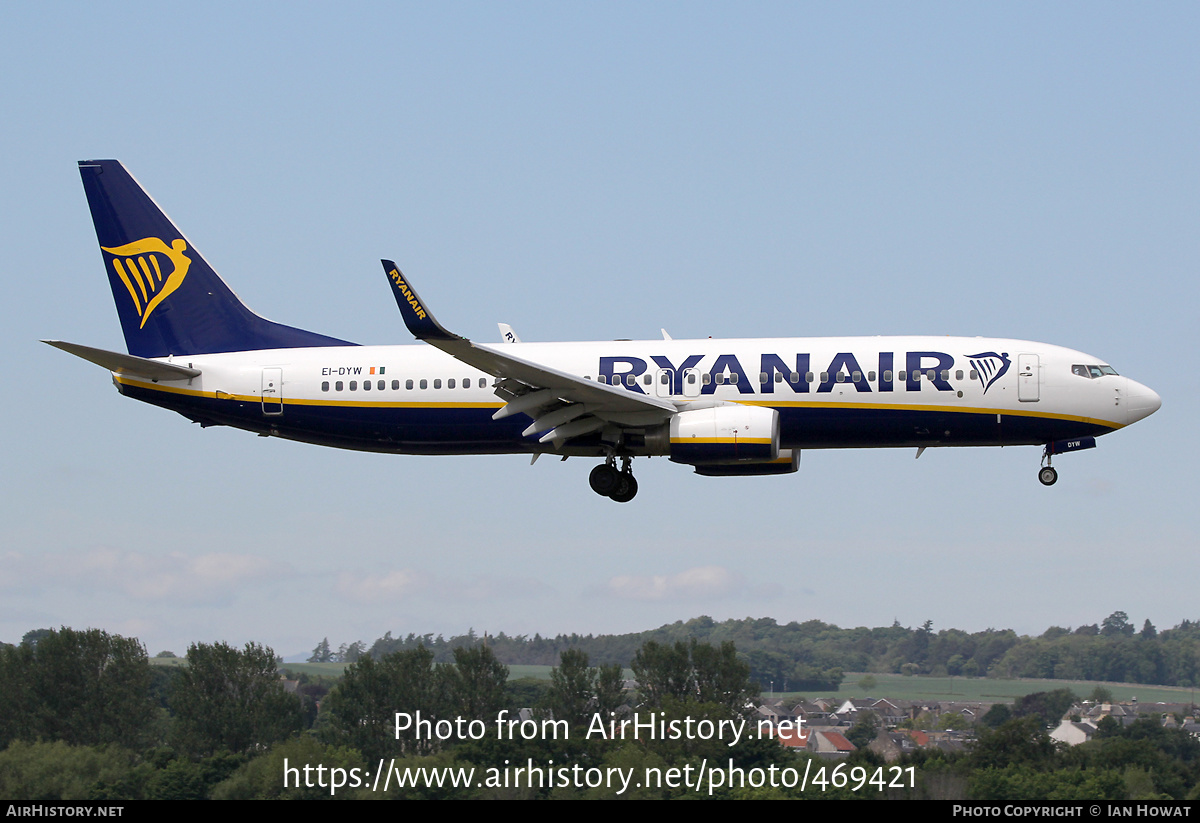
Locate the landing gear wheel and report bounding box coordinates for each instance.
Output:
[589,464,621,496]
[1038,466,1058,486]
[609,474,638,503]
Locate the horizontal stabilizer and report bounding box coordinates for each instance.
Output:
[43,340,201,381]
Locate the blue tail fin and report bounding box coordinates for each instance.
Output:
[79,160,355,358]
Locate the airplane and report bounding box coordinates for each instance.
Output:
[47,159,1161,503]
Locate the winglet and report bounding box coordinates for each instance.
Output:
[381,261,461,342]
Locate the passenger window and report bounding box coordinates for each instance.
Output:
[687,373,696,384]
[702,373,712,385]
[363,380,371,391]
[335,381,344,391]
[463,378,471,389]
[420,379,428,389]
[806,372,814,383]
[868,371,876,382]
[820,372,829,382]
[760,372,769,384]
[448,379,456,389]
[349,381,357,390]
[836,372,845,383]
[774,372,783,383]
[716,374,726,385]
[392,380,399,390]
[969,370,978,380]
[884,370,893,382]
[940,370,949,381]
[730,373,738,384]
[434,379,442,389]
[321,381,330,392]
[790,372,799,383]
[479,378,487,388]
[927,370,936,381]
[955,370,963,380]
[378,380,385,390]
[898,370,907,381]
[643,374,652,385]
[660,373,669,384]
[625,374,635,386]
[852,371,862,383]
[406,379,414,390]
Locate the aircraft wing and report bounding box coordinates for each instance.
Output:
[381,261,675,445]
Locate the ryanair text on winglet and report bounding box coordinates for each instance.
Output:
[389,268,427,320]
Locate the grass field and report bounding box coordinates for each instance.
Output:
[770,673,1197,706]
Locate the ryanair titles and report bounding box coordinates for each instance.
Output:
[599,351,990,395]
[388,268,428,321]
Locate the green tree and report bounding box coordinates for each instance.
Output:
[846,709,879,748]
[544,649,626,728]
[969,716,1058,771]
[1101,611,1133,637]
[448,644,509,721]
[321,646,450,761]
[308,637,333,663]
[170,641,304,756]
[545,648,594,726]
[1013,688,1078,726]
[981,703,1012,729]
[632,639,756,713]
[19,628,53,648]
[0,627,154,750]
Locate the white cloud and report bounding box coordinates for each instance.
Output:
[333,570,549,604]
[603,565,744,601]
[335,569,429,602]
[0,548,278,605]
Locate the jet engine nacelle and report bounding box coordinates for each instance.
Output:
[693,449,799,476]
[667,405,780,466]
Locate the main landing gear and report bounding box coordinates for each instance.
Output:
[589,456,638,503]
[1038,446,1058,486]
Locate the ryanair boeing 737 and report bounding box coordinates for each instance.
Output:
[47,160,1161,502]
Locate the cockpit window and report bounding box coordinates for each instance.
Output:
[1073,364,1119,379]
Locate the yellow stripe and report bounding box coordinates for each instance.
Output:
[115,376,504,409]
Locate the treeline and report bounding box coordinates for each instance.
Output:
[3,626,1200,799]
[0,626,797,799]
[0,628,308,799]
[357,611,1200,688]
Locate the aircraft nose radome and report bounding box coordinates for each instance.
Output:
[1126,380,1162,424]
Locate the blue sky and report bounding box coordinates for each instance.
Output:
[1,3,1195,658]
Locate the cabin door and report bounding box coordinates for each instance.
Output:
[262,368,283,415]
[1018,355,1039,402]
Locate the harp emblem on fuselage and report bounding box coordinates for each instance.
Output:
[967,351,1011,395]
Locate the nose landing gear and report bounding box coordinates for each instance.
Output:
[589,456,638,502]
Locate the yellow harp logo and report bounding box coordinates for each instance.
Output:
[101,237,191,328]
